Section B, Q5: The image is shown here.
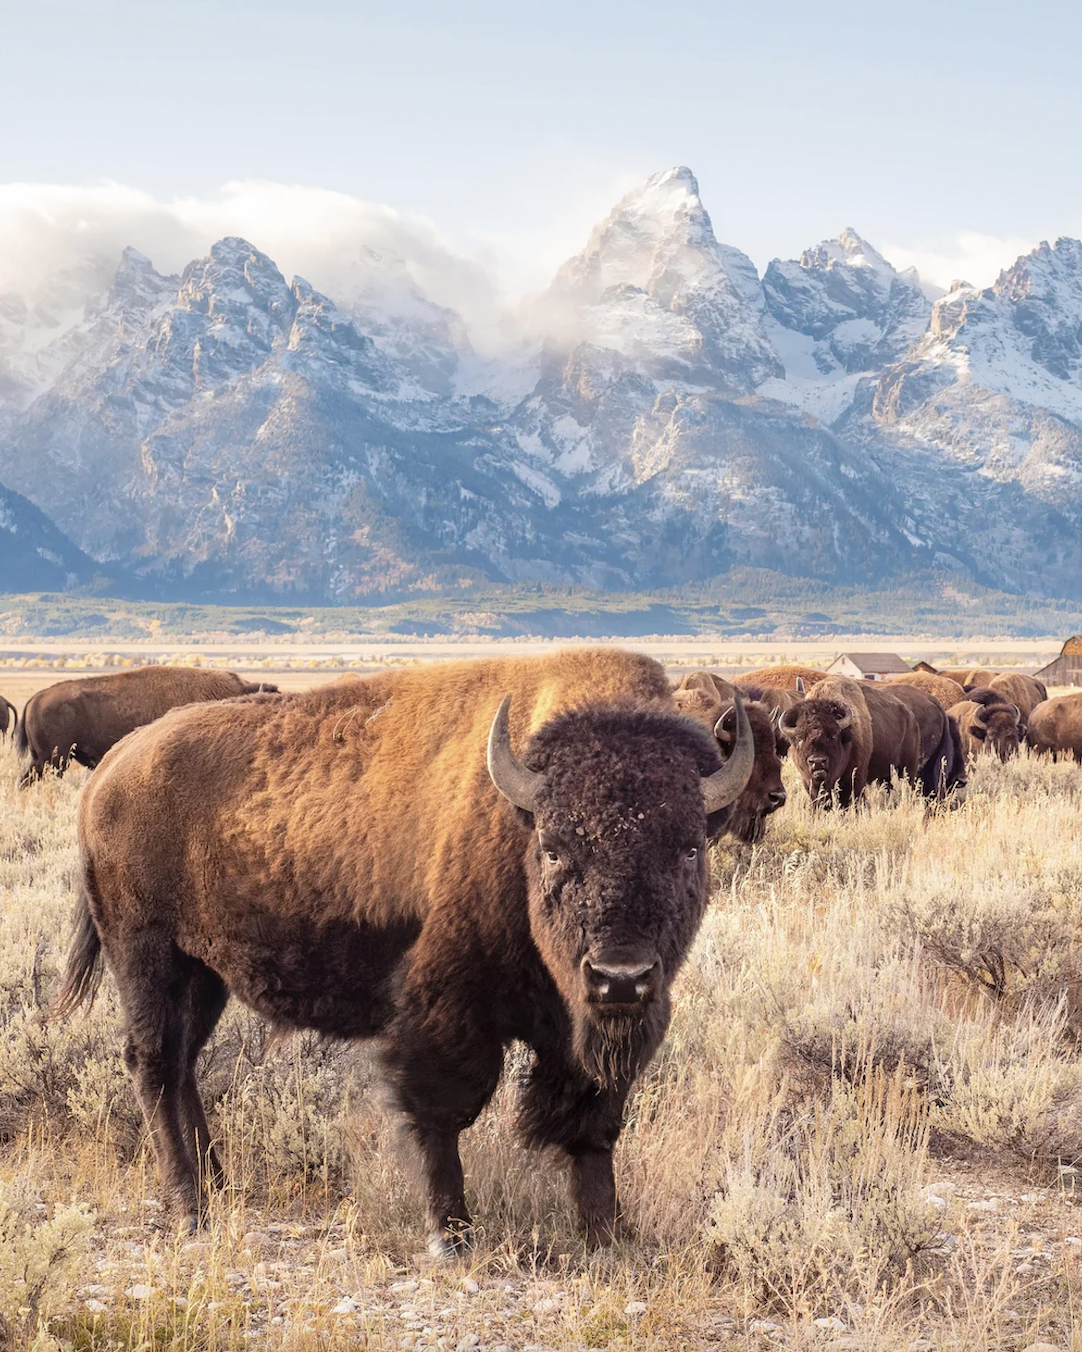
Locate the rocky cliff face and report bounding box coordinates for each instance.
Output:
[1,170,1081,601]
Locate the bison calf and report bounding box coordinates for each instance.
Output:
[55,650,752,1255]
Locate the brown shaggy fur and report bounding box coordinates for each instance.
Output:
[781,674,920,807]
[988,672,1047,721]
[17,666,278,784]
[948,694,1021,762]
[1026,693,1082,762]
[57,649,745,1255]
[886,671,967,711]
[737,664,827,691]
[672,673,787,843]
[0,694,16,738]
[881,682,967,801]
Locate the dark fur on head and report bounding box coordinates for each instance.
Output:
[521,703,723,1085]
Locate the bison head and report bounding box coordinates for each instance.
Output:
[487,696,752,1084]
[970,700,1021,761]
[779,698,854,807]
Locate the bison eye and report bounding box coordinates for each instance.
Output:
[544,850,560,865]
[685,846,699,862]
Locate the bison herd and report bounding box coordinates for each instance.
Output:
[1,653,1080,1255]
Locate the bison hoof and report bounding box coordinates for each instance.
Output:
[427,1229,472,1262]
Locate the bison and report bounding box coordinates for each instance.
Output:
[1,694,17,738]
[54,649,752,1254]
[779,674,920,807]
[948,690,1022,762]
[736,664,827,692]
[886,670,967,712]
[16,666,278,784]
[1026,693,1082,762]
[673,672,787,842]
[880,682,967,801]
[987,672,1047,722]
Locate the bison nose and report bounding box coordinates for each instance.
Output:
[767,788,787,810]
[808,754,829,771]
[581,955,661,1007]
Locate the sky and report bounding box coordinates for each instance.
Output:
[3,0,1082,302]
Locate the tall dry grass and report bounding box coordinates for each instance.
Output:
[2,730,1082,1349]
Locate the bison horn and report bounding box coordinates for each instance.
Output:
[835,703,854,732]
[713,704,736,746]
[796,676,806,696]
[1007,703,1021,726]
[701,691,754,814]
[487,696,544,813]
[972,703,990,729]
[779,706,801,737]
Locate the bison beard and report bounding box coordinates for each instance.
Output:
[572,998,669,1090]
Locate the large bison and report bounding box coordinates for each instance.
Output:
[987,671,1047,722]
[16,666,278,784]
[1,694,17,738]
[1026,693,1082,762]
[779,674,920,807]
[886,670,967,712]
[672,672,787,842]
[948,690,1022,762]
[54,649,752,1254]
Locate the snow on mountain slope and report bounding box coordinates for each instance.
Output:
[873,238,1082,515]
[757,228,931,425]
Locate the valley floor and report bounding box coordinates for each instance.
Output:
[3,689,1082,1350]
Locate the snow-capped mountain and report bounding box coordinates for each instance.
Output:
[1,168,1081,602]
[873,239,1082,520]
[757,227,932,424]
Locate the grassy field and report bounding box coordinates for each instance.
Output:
[3,696,1082,1350]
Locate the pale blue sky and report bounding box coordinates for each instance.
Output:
[3,0,1081,290]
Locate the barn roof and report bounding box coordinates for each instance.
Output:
[828,652,912,675]
[1062,635,1082,656]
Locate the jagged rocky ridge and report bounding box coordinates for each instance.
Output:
[0,167,1081,600]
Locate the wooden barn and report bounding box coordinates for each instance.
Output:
[1034,636,1082,687]
[827,652,911,681]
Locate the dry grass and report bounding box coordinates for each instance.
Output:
[3,729,1082,1349]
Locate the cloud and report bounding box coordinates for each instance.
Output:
[881,230,1040,293]
[0,179,507,341]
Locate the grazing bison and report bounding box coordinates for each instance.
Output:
[736,664,826,692]
[779,674,920,807]
[988,672,1047,722]
[673,672,787,843]
[948,690,1021,761]
[886,670,967,712]
[1,694,17,738]
[1026,693,1082,762]
[54,649,752,1254]
[17,666,278,784]
[881,682,967,801]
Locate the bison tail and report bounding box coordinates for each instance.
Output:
[51,874,103,1020]
[926,713,956,800]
